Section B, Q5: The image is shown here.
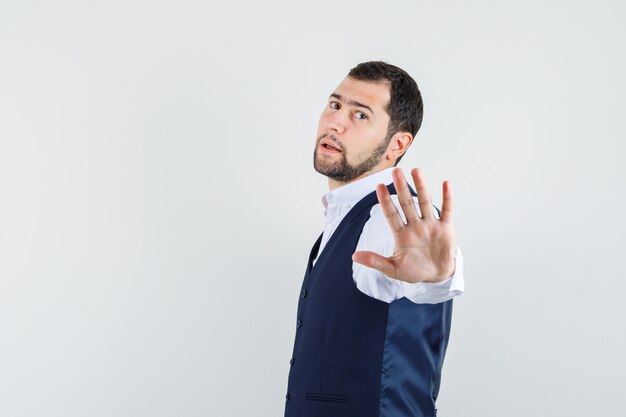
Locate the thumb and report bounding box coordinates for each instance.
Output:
[352,251,396,278]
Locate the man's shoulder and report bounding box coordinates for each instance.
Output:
[366,195,440,226]
[361,195,404,246]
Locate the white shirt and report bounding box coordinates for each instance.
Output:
[313,167,464,304]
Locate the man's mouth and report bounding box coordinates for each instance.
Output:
[320,139,342,153]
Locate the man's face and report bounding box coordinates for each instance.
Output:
[314,77,392,183]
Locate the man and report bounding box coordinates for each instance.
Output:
[285,61,464,417]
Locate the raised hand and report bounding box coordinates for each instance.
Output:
[352,168,456,283]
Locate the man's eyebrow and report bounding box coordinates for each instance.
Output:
[329,93,374,114]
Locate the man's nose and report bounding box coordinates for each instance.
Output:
[324,108,347,134]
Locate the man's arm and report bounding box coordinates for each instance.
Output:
[352,167,460,288]
[352,198,464,303]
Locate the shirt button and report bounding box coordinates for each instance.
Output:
[290,358,294,366]
[301,289,307,298]
[297,319,302,328]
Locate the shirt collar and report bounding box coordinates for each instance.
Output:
[321,167,395,209]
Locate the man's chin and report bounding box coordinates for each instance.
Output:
[314,155,336,174]
[314,166,352,182]
[314,162,339,177]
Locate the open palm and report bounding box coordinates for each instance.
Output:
[352,168,456,283]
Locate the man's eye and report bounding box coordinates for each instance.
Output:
[355,111,368,120]
[329,102,340,109]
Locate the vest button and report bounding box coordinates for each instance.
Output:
[297,319,302,328]
[301,289,307,298]
[286,393,290,401]
[290,358,294,366]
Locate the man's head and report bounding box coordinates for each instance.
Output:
[314,61,424,186]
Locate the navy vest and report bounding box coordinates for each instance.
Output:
[285,184,453,417]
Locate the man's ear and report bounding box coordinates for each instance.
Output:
[386,131,414,162]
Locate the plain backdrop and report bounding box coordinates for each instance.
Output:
[1,1,625,416]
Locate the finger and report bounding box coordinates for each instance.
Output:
[440,180,454,224]
[376,183,405,233]
[392,168,420,224]
[410,168,435,220]
[352,251,397,279]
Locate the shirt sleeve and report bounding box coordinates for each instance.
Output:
[351,196,465,304]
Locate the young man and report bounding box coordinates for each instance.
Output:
[285,61,464,417]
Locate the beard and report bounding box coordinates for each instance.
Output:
[313,133,391,183]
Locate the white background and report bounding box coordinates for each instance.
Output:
[1,1,625,416]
